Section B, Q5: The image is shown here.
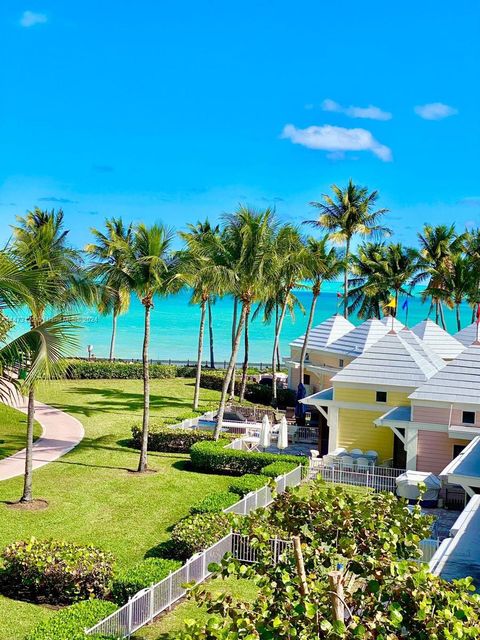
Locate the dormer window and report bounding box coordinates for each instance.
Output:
[376,391,387,403]
[462,411,475,425]
[305,353,310,362]
[339,359,344,368]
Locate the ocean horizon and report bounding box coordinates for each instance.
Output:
[6,283,475,363]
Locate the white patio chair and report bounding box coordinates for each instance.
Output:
[355,457,370,472]
[350,448,363,456]
[310,449,319,459]
[322,454,335,466]
[365,450,378,458]
[340,455,354,471]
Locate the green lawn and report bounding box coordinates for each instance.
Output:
[0,378,233,640]
[0,403,41,460]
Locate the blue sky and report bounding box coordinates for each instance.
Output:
[1,0,479,249]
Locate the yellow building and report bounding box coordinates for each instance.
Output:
[303,329,445,465]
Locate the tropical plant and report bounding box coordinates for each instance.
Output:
[85,217,133,360]
[179,220,228,410]
[213,207,276,439]
[307,179,390,319]
[299,236,343,384]
[428,252,475,331]
[127,223,179,472]
[10,209,91,502]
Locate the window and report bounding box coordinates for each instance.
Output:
[305,352,310,362]
[453,444,466,458]
[462,411,475,425]
[339,359,344,368]
[376,391,387,403]
[304,374,311,385]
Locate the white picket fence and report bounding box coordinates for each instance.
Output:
[309,459,405,493]
[86,466,304,638]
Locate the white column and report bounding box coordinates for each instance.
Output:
[405,427,418,470]
[328,407,339,452]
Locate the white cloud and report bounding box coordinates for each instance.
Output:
[281,124,392,162]
[414,102,458,120]
[20,11,47,27]
[321,98,392,121]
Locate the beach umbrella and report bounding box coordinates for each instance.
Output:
[277,415,289,450]
[295,382,307,419]
[259,414,271,449]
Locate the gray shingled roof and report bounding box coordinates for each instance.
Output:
[289,314,354,351]
[380,316,405,331]
[454,322,480,347]
[411,319,464,360]
[324,318,390,356]
[331,330,445,387]
[399,328,449,371]
[410,342,480,404]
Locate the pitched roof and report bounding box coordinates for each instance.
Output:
[289,314,354,351]
[411,319,464,360]
[380,316,405,331]
[331,330,445,388]
[454,322,480,347]
[410,342,480,405]
[399,328,447,371]
[324,318,390,357]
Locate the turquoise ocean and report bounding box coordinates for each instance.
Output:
[8,284,474,363]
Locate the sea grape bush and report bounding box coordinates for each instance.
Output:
[63,359,178,379]
[169,512,238,560]
[228,474,269,496]
[110,558,181,604]
[0,538,114,605]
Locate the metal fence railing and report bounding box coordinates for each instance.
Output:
[309,460,405,493]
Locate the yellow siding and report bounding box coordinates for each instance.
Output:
[334,387,410,407]
[337,408,394,462]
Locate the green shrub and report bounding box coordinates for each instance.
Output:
[199,370,230,391]
[261,461,297,478]
[0,538,114,605]
[190,491,239,515]
[130,425,213,452]
[63,359,178,380]
[25,599,117,640]
[170,512,236,560]
[229,474,269,496]
[110,558,181,604]
[190,440,305,476]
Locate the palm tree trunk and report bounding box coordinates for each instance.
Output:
[272,293,289,406]
[207,298,215,368]
[394,290,399,318]
[109,310,118,360]
[138,301,151,472]
[20,385,35,503]
[344,237,351,319]
[239,309,250,402]
[435,301,439,324]
[439,301,447,330]
[276,343,281,372]
[228,298,238,400]
[456,304,462,332]
[299,288,319,384]
[214,303,248,440]
[193,298,207,411]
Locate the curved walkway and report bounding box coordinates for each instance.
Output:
[0,399,84,481]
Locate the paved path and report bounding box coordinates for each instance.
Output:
[0,399,84,481]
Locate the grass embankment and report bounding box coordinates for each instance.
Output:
[0,403,41,460]
[0,379,233,640]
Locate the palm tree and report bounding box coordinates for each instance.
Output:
[299,236,343,384]
[179,220,227,411]
[464,228,480,322]
[269,225,307,405]
[128,224,179,472]
[307,180,390,319]
[85,218,133,360]
[414,224,464,328]
[428,253,474,331]
[214,206,276,439]
[10,209,91,502]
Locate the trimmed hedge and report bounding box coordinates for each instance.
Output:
[228,474,269,496]
[25,599,117,640]
[190,440,306,476]
[190,491,239,515]
[111,558,181,604]
[199,371,296,408]
[64,359,178,380]
[170,512,236,560]
[261,461,298,478]
[130,425,213,452]
[0,538,114,605]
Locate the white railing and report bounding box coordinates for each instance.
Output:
[309,459,405,493]
[231,532,292,564]
[86,466,305,638]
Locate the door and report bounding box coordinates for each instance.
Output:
[393,429,406,469]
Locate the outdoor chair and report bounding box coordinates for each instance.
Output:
[310,449,319,459]
[350,448,363,456]
[322,454,335,467]
[340,455,354,471]
[288,425,299,443]
[365,450,378,458]
[355,457,370,471]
